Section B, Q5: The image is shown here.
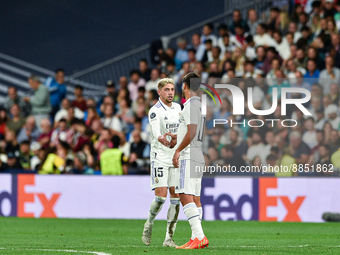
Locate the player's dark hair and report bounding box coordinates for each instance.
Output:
[182,72,201,92]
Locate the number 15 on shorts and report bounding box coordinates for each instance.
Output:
[153,167,164,177]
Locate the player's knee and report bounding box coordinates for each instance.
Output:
[155,187,167,197]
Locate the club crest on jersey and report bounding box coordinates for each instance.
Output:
[150,112,156,119]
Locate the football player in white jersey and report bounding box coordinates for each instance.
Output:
[142,78,181,247]
[172,72,209,249]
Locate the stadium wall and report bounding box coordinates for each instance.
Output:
[0,174,339,223]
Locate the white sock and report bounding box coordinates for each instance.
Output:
[146,196,166,225]
[183,202,204,240]
[165,198,180,239]
[198,207,203,220]
[191,207,203,239]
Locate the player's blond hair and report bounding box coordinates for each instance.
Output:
[157,78,175,90]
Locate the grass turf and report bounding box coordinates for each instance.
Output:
[0,218,339,254]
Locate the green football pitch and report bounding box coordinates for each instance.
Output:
[0,218,339,254]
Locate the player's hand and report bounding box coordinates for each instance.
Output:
[164,131,177,148]
[172,150,180,168]
[158,134,170,147]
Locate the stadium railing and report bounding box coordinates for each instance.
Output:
[68,0,289,86]
[0,52,103,103]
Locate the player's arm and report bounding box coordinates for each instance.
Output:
[172,124,197,168]
[149,110,170,147]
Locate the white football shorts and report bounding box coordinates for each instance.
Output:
[175,159,204,196]
[150,160,177,190]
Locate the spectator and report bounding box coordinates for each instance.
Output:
[6,152,23,170]
[201,22,217,46]
[329,129,340,154]
[266,70,290,101]
[36,118,53,149]
[54,98,84,123]
[100,135,128,175]
[71,151,95,174]
[18,140,32,170]
[254,23,276,47]
[44,68,67,117]
[24,74,52,129]
[145,68,161,92]
[101,104,122,135]
[90,119,104,145]
[127,70,146,101]
[319,56,340,95]
[174,37,189,70]
[314,144,332,172]
[6,104,26,135]
[302,117,318,149]
[50,119,68,146]
[307,46,325,70]
[325,104,340,129]
[71,120,90,152]
[229,9,249,34]
[289,131,310,165]
[85,107,100,127]
[139,59,151,82]
[272,30,291,60]
[129,130,150,170]
[1,129,20,156]
[329,83,339,106]
[247,8,259,36]
[39,144,67,174]
[190,34,205,62]
[246,131,267,165]
[72,85,87,111]
[116,98,134,133]
[17,116,40,144]
[4,87,30,117]
[30,141,43,171]
[244,35,257,61]
[304,59,320,85]
[288,22,302,43]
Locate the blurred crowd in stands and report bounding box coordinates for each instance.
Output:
[0,0,340,176]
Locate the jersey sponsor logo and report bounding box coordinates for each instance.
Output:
[150,112,156,119]
[166,123,179,129]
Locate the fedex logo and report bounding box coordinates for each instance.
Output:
[201,178,259,221]
[201,178,306,222]
[0,175,60,218]
[259,178,305,222]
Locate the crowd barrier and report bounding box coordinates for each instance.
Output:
[0,174,339,222]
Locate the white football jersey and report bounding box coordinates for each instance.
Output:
[177,96,205,163]
[149,99,181,166]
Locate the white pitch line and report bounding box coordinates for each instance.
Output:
[0,247,111,255]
